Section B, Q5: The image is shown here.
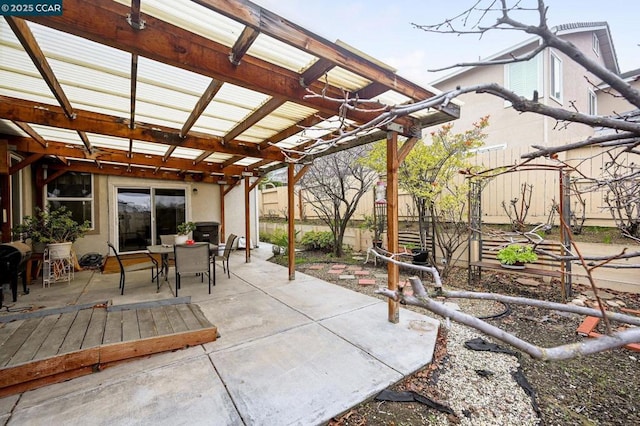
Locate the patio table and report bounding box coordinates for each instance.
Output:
[147,243,218,283]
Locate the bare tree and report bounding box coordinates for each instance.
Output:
[300,145,376,257]
[501,183,534,232]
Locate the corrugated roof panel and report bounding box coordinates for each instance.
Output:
[115,0,245,48]
[29,125,83,144]
[324,67,372,92]
[0,36,61,102]
[247,33,316,73]
[233,156,261,166]
[374,90,412,106]
[276,102,319,122]
[131,140,171,156]
[85,133,129,151]
[189,117,236,137]
[193,84,271,135]
[29,22,131,74]
[135,58,216,129]
[53,82,129,118]
[202,152,234,162]
[171,146,207,160]
[0,71,58,105]
[211,83,271,109]
[137,56,212,95]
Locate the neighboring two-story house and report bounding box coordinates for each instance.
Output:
[431,22,625,226]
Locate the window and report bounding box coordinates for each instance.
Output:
[46,172,94,229]
[592,33,600,56]
[588,89,597,115]
[550,51,562,103]
[505,54,542,101]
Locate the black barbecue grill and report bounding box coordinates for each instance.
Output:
[0,241,32,308]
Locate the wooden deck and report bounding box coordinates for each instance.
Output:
[0,299,217,397]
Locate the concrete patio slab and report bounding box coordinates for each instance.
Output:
[212,322,403,426]
[264,275,382,321]
[322,303,440,375]
[200,289,312,352]
[10,352,241,426]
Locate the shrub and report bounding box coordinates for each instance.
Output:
[300,230,334,252]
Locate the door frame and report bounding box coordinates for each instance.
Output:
[109,178,191,252]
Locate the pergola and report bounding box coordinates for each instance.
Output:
[0,0,459,321]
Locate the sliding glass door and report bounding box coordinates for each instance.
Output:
[117,187,186,252]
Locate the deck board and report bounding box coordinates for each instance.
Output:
[176,304,203,330]
[151,306,173,335]
[0,301,217,397]
[0,321,22,347]
[10,315,58,365]
[137,308,157,339]
[34,312,77,359]
[0,318,42,367]
[83,309,107,349]
[122,309,140,342]
[59,309,93,354]
[103,309,122,344]
[164,305,188,334]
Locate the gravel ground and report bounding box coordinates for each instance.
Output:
[275,252,640,426]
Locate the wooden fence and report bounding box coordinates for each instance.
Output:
[260,143,616,228]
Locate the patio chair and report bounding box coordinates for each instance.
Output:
[160,234,176,261]
[215,234,237,279]
[107,242,159,295]
[174,243,212,297]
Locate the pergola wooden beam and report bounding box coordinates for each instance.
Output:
[11,122,47,148]
[48,161,231,184]
[8,136,260,177]
[4,17,75,119]
[229,26,259,66]
[76,131,93,154]
[180,79,224,139]
[9,153,43,174]
[0,96,284,161]
[299,58,335,87]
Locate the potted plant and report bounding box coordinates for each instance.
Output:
[13,206,90,258]
[175,221,196,245]
[496,244,538,269]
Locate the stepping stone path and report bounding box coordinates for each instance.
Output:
[305,262,423,292]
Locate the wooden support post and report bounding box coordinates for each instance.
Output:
[219,185,226,243]
[244,176,251,263]
[387,131,399,323]
[287,163,295,280]
[0,140,9,242]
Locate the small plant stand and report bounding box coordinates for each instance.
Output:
[42,247,74,287]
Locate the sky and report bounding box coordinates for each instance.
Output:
[251,0,639,87]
